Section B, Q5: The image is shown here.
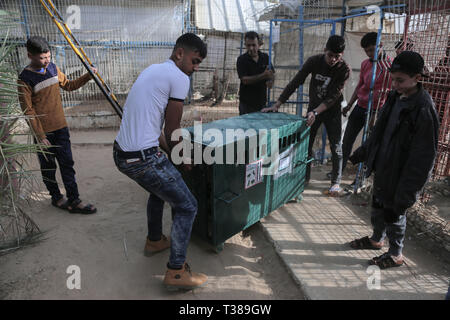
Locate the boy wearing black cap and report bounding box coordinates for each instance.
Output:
[348,51,439,269]
[262,35,350,195]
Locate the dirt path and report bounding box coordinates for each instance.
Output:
[0,144,304,300]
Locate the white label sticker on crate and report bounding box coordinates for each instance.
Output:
[245,159,263,189]
[274,145,294,180]
[279,155,291,171]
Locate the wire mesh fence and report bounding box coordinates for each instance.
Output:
[383,0,450,182]
[1,0,184,128]
[269,1,335,115]
[0,0,448,181]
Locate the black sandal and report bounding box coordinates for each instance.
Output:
[369,253,404,269]
[51,198,70,211]
[349,236,383,250]
[68,199,97,214]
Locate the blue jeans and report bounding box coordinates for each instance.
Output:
[113,146,198,269]
[370,196,407,256]
[37,127,79,203]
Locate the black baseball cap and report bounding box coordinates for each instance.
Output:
[389,51,426,76]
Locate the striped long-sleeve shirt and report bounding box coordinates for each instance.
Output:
[18,62,92,140]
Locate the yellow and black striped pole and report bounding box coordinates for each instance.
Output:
[39,0,123,118]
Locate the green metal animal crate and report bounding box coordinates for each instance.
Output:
[181,112,310,252]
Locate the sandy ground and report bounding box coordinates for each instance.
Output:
[0,144,304,300]
[2,124,448,300]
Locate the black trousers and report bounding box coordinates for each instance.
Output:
[342,105,367,172]
[37,127,79,203]
[239,101,264,115]
[306,108,343,185]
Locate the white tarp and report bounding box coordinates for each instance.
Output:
[194,0,272,35]
[67,4,183,42]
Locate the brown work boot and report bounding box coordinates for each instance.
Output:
[143,235,170,257]
[163,263,208,291]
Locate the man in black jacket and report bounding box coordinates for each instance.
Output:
[348,51,439,269]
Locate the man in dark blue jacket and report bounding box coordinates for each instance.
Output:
[348,51,439,269]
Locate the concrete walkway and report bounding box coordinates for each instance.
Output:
[260,174,450,300]
[70,129,450,300]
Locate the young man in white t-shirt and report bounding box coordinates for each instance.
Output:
[113,33,207,291]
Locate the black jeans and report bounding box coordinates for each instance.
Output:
[37,127,79,203]
[306,108,343,185]
[342,105,366,172]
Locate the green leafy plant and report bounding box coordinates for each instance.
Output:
[0,11,45,254]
